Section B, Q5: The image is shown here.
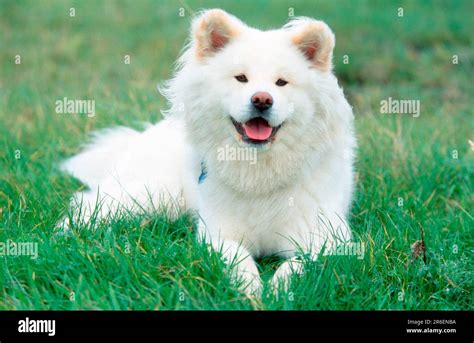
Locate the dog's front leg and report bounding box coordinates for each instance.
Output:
[198,220,261,295]
[214,239,262,295]
[271,212,351,292]
[271,256,304,292]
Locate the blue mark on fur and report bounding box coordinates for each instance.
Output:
[198,161,207,184]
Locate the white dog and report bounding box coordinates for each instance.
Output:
[61,9,356,294]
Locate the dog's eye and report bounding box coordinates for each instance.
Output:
[235,74,248,83]
[275,78,288,87]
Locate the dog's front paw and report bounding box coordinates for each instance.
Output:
[270,258,303,294]
[241,273,262,297]
[230,259,262,296]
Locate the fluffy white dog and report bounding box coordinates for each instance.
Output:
[61,9,356,294]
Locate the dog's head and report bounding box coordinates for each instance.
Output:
[163,9,352,192]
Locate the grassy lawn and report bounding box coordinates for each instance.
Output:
[0,0,472,310]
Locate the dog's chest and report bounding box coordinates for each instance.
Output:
[200,177,321,256]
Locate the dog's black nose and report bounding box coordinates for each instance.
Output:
[251,92,273,112]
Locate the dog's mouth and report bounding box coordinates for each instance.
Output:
[231,117,281,144]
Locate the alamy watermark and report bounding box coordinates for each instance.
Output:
[217,144,257,165]
[329,242,365,260]
[18,317,55,336]
[380,97,420,118]
[0,239,38,260]
[55,97,95,117]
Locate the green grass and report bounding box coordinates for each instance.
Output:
[0,0,473,310]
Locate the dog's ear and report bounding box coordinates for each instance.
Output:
[192,9,242,59]
[289,19,335,71]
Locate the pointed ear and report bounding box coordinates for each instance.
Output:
[290,19,335,71]
[192,9,242,59]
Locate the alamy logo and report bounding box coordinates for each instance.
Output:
[329,242,365,260]
[55,97,95,117]
[18,317,56,336]
[217,144,257,165]
[380,97,420,117]
[0,239,38,259]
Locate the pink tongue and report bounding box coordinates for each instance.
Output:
[243,118,273,140]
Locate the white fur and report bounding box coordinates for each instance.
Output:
[61,10,356,294]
